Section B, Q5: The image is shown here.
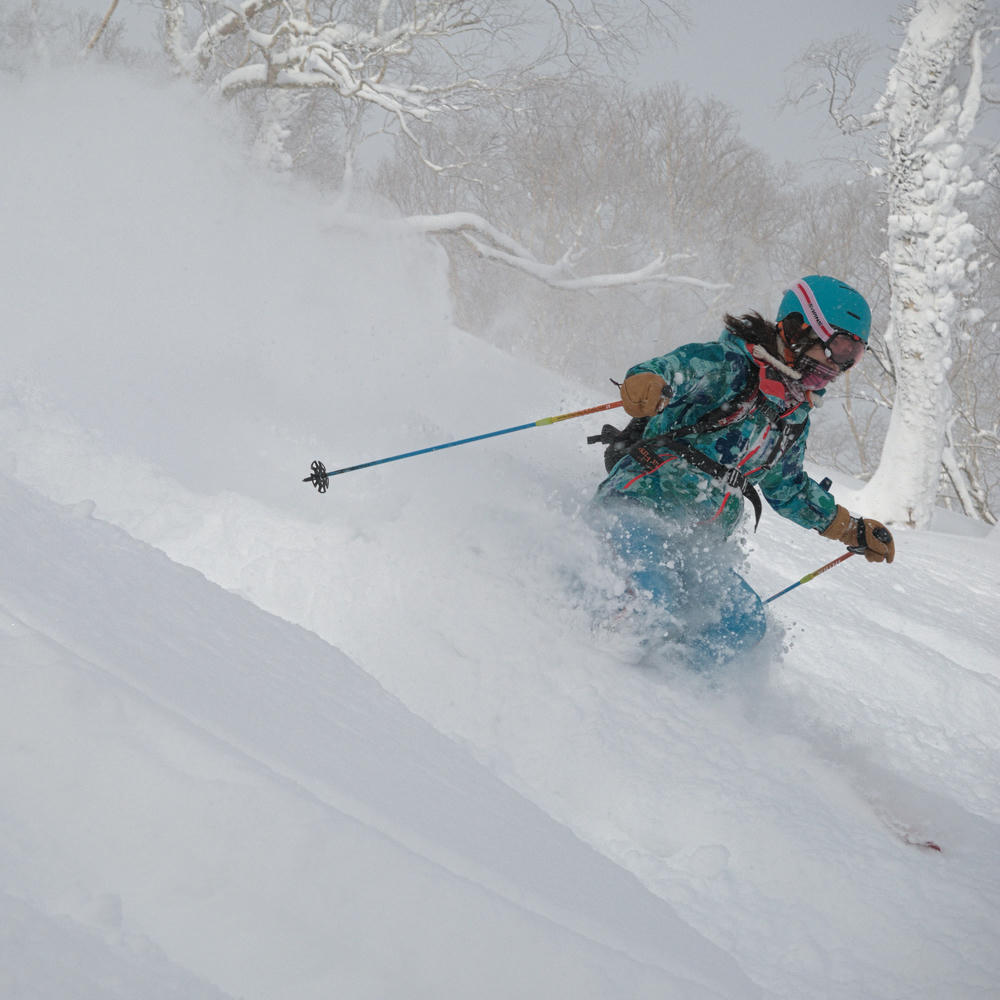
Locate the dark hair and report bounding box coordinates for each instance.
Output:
[723,311,780,355]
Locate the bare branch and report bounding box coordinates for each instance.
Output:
[785,34,888,135]
[83,0,119,55]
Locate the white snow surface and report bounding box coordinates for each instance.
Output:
[2,65,999,1000]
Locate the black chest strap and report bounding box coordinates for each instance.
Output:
[627,387,807,531]
[590,375,807,529]
[630,434,764,529]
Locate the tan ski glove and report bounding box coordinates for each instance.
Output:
[620,372,669,418]
[821,505,895,564]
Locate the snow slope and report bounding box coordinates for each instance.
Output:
[2,64,999,999]
[0,472,752,999]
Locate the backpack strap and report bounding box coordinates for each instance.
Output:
[671,380,764,437]
[590,369,806,529]
[625,380,805,530]
[586,382,762,473]
[629,434,764,529]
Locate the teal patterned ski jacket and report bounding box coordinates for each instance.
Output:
[595,329,839,537]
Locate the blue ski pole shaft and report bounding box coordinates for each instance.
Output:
[304,400,624,492]
[764,552,855,604]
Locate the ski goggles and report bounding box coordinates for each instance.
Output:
[817,329,867,372]
[797,333,865,389]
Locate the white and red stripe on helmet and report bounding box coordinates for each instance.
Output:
[787,280,837,343]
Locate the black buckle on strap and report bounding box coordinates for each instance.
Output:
[722,466,748,492]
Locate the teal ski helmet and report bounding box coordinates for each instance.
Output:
[776,275,872,345]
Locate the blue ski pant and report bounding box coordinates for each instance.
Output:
[594,498,767,670]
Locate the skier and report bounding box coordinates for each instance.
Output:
[591,275,895,669]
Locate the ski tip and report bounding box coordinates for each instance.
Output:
[907,838,943,853]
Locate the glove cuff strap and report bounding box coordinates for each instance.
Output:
[820,504,855,540]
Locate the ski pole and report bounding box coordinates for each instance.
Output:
[303,400,624,492]
[763,552,855,604]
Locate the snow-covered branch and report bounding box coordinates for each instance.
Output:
[408,211,722,291]
[958,29,985,138]
[160,0,687,158]
[167,0,488,123]
[332,209,724,293]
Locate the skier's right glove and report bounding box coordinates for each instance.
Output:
[620,372,669,418]
[820,505,895,564]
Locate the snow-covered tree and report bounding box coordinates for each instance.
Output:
[862,0,995,528]
[159,0,685,166]
[942,164,1000,524]
[801,0,997,528]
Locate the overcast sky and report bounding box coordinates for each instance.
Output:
[641,0,904,168]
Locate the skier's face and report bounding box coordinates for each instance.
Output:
[780,318,866,390]
[798,342,843,390]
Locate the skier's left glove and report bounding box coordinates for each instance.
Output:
[820,505,895,564]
